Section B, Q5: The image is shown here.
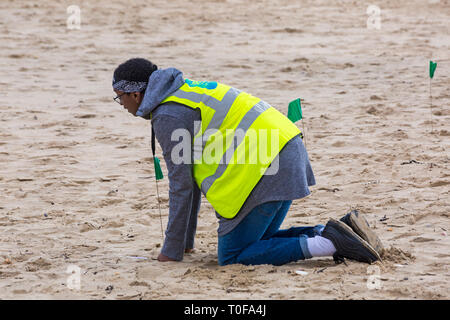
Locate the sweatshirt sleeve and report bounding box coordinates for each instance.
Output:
[151,113,201,261]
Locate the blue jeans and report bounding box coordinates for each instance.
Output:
[218,200,324,266]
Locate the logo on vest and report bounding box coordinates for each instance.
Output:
[185,79,218,90]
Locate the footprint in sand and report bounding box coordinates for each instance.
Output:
[74,114,97,119]
[70,244,99,253]
[25,257,52,272]
[412,237,435,243]
[429,180,450,188]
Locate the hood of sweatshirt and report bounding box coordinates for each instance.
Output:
[136,67,185,119]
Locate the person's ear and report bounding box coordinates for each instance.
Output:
[132,92,144,103]
[131,92,138,102]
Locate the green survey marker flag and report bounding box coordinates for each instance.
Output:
[429,61,437,79]
[428,60,438,134]
[154,156,164,181]
[151,125,164,181]
[287,98,303,123]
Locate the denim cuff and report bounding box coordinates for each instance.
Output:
[185,237,195,251]
[299,235,312,259]
[313,224,325,236]
[161,236,185,261]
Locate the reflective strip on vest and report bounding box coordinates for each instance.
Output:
[171,87,241,153]
[200,100,271,194]
[161,80,301,218]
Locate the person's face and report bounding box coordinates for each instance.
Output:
[114,89,144,116]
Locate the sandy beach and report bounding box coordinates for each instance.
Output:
[0,0,449,299]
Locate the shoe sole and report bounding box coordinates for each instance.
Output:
[328,218,381,263]
[346,210,384,255]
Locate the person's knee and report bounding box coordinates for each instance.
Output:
[218,255,236,266]
[218,247,241,266]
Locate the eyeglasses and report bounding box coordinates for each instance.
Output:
[113,92,128,105]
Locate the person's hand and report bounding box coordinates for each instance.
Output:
[157,253,176,262]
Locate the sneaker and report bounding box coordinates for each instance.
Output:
[322,218,381,264]
[340,210,384,255]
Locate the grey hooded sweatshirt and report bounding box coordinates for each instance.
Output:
[136,68,316,261]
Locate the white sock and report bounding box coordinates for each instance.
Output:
[306,236,336,257]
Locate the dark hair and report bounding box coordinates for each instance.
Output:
[113,58,158,83]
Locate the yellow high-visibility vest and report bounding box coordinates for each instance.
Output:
[160,79,300,219]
